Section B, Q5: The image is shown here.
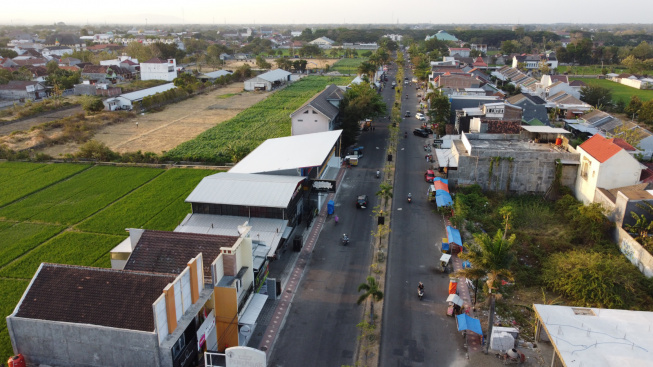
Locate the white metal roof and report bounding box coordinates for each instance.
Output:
[435,148,458,168]
[185,173,304,208]
[254,69,291,83]
[534,304,653,367]
[203,70,232,79]
[521,126,571,134]
[230,130,342,174]
[118,83,176,102]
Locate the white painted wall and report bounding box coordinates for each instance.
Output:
[292,107,331,135]
[575,147,642,204]
[140,59,177,81]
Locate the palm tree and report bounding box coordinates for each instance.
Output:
[376,182,393,207]
[357,61,376,80]
[456,229,515,354]
[357,276,384,324]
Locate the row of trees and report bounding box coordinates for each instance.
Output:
[579,85,653,125]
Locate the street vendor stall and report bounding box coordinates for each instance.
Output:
[446,293,464,316]
[440,253,451,273]
[446,226,463,254]
[456,314,483,336]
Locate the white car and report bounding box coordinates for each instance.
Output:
[415,113,426,121]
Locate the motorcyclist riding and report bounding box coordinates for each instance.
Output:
[342,233,349,246]
[404,131,408,138]
[418,282,424,300]
[407,193,412,203]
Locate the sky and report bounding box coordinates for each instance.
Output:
[2,0,653,26]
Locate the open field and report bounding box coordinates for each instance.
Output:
[224,58,337,71]
[166,75,352,162]
[330,58,368,74]
[570,77,653,103]
[0,162,217,359]
[558,65,653,76]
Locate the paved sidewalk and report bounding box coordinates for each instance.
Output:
[249,167,347,357]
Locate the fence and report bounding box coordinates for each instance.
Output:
[615,226,653,278]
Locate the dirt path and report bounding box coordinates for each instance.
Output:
[0,106,84,136]
[41,83,270,157]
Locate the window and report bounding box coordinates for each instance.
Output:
[580,157,590,180]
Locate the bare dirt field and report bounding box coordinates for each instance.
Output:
[224,58,338,71]
[39,83,269,157]
[0,105,84,136]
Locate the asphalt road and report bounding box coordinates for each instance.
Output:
[379,61,469,366]
[268,66,397,366]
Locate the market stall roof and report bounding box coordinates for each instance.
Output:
[435,148,458,168]
[230,130,342,174]
[433,181,448,192]
[447,293,464,307]
[521,126,571,134]
[185,172,304,208]
[440,254,451,263]
[457,314,483,335]
[436,191,453,207]
[447,226,463,246]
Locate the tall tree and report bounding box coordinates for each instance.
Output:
[456,230,515,354]
[580,84,613,109]
[340,82,387,147]
[357,276,383,324]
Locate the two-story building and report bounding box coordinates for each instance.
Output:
[575,135,643,204]
[140,58,178,81]
[290,84,344,135]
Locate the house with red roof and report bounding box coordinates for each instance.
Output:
[575,134,643,204]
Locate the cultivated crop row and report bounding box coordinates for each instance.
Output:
[0,163,91,207]
[0,232,124,279]
[76,168,216,235]
[331,58,368,74]
[166,76,352,163]
[0,221,65,268]
[0,166,163,225]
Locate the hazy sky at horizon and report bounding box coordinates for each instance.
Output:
[2,0,653,26]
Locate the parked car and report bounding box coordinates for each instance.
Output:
[405,111,411,117]
[356,195,369,209]
[415,112,426,121]
[424,170,435,182]
[413,128,429,137]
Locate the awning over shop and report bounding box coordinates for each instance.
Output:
[447,226,462,247]
[447,293,464,307]
[457,314,483,335]
[239,293,268,325]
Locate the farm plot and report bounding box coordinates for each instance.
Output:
[0,232,124,279]
[0,222,65,268]
[166,76,352,163]
[0,162,91,207]
[0,279,29,359]
[331,58,368,74]
[76,168,216,235]
[0,165,163,224]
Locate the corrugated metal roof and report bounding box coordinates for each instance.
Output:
[521,126,570,134]
[185,172,305,208]
[119,83,176,101]
[253,69,291,83]
[230,130,342,174]
[203,70,232,79]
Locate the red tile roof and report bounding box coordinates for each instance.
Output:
[579,134,632,163]
[15,263,175,331]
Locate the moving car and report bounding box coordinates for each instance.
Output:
[405,111,411,117]
[424,170,436,182]
[413,128,429,137]
[356,195,369,209]
[415,112,426,121]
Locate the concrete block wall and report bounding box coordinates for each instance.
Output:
[451,149,578,193]
[7,317,161,367]
[615,226,653,278]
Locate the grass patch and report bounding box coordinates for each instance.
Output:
[0,163,91,207]
[0,279,29,361]
[76,168,215,235]
[331,58,368,74]
[0,232,124,279]
[0,221,65,268]
[570,77,653,103]
[217,93,237,99]
[558,65,653,76]
[0,166,163,225]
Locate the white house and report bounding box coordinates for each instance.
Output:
[290,84,344,136]
[309,37,335,49]
[575,134,643,204]
[448,47,470,57]
[140,57,177,81]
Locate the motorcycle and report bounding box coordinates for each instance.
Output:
[404,131,408,138]
[407,194,412,203]
[418,287,424,300]
[405,94,408,99]
[342,234,349,246]
[376,170,380,178]
[334,215,339,225]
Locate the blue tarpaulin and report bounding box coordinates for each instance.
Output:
[457,314,483,335]
[433,177,449,184]
[447,226,462,247]
[442,242,450,252]
[435,191,453,207]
